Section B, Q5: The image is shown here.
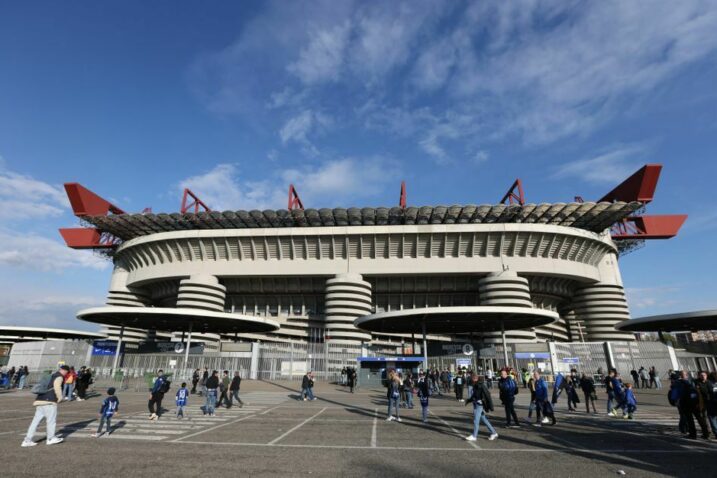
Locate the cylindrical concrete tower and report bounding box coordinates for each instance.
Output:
[176,274,227,312]
[325,273,372,343]
[477,270,537,343]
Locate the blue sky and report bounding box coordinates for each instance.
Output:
[1,1,716,331]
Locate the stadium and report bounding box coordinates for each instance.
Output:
[56,164,698,380]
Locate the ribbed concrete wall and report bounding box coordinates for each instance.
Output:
[477,271,537,343]
[325,273,372,343]
[176,274,226,312]
[573,284,635,341]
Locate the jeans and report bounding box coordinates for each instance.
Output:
[205,389,217,415]
[528,400,541,420]
[420,399,429,422]
[18,375,26,390]
[405,390,414,408]
[467,385,473,398]
[504,397,519,425]
[63,383,75,400]
[303,387,315,400]
[96,415,112,433]
[707,414,717,437]
[176,405,185,417]
[654,377,662,389]
[606,393,615,412]
[472,404,496,438]
[231,390,243,406]
[387,397,400,418]
[25,404,57,442]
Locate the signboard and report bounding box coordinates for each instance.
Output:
[561,357,580,365]
[428,343,479,356]
[514,352,550,359]
[92,340,121,356]
[356,356,422,362]
[137,342,205,355]
[456,358,472,369]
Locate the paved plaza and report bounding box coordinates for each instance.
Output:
[1,380,715,477]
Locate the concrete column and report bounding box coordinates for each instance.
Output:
[477,270,537,344]
[666,342,679,371]
[250,342,260,380]
[176,274,226,312]
[324,274,372,344]
[604,342,616,370]
[111,325,124,375]
[548,341,559,375]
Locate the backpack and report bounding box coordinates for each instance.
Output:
[668,385,680,406]
[31,374,53,395]
[160,380,171,393]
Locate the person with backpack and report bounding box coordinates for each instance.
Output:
[148,369,169,420]
[21,365,69,447]
[175,382,189,419]
[552,372,565,406]
[92,387,119,437]
[677,370,709,439]
[301,371,316,401]
[416,372,430,424]
[465,374,498,442]
[230,371,244,407]
[217,370,231,408]
[623,383,637,419]
[498,369,520,427]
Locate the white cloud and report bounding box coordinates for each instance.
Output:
[177,156,401,212]
[279,110,332,156]
[0,230,110,272]
[473,150,489,164]
[0,160,69,220]
[552,144,647,184]
[626,286,682,310]
[289,22,351,84]
[0,291,104,329]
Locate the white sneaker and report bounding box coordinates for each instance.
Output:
[607,412,615,416]
[91,433,101,438]
[46,437,64,445]
[20,440,36,447]
[396,417,402,422]
[386,416,394,421]
[541,417,550,424]
[465,435,477,441]
[489,433,499,441]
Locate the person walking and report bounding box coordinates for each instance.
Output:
[498,369,520,428]
[75,366,91,401]
[204,370,219,416]
[386,371,402,422]
[217,370,231,408]
[191,369,200,394]
[348,367,357,393]
[639,367,650,389]
[677,370,709,439]
[454,370,465,402]
[605,369,617,416]
[623,383,637,419]
[230,371,244,407]
[534,370,556,425]
[92,387,119,437]
[63,366,76,401]
[403,372,414,409]
[552,372,565,406]
[417,372,430,424]
[526,371,541,424]
[579,373,597,414]
[706,371,717,438]
[175,382,189,419]
[694,371,712,438]
[301,371,316,401]
[17,366,28,390]
[21,365,68,447]
[630,369,640,389]
[148,369,168,420]
[465,374,498,442]
[566,374,580,412]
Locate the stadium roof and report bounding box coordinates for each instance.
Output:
[0,326,105,343]
[615,310,717,333]
[78,201,642,241]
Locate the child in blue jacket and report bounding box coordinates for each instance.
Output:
[92,387,119,437]
[624,383,637,419]
[176,382,189,419]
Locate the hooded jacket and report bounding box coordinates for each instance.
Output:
[466,382,493,412]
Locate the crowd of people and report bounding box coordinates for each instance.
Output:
[1,366,30,389]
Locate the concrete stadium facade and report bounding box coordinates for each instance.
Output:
[98,220,635,346]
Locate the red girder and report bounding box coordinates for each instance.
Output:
[64,183,125,216]
[500,179,525,205]
[599,164,662,204]
[180,188,211,214]
[59,228,119,249]
[288,184,304,210]
[611,215,687,240]
[399,181,407,209]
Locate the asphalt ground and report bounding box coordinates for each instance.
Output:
[0,381,715,477]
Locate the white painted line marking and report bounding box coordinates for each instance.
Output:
[268,408,326,445]
[169,405,281,442]
[430,410,478,450]
[371,408,378,448]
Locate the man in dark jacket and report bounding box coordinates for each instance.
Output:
[678,370,709,439]
[498,369,520,427]
[229,371,243,407]
[148,369,167,420]
[191,369,200,394]
[694,371,712,439]
[465,374,498,441]
[301,372,315,401]
[204,370,219,416]
[21,365,69,447]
